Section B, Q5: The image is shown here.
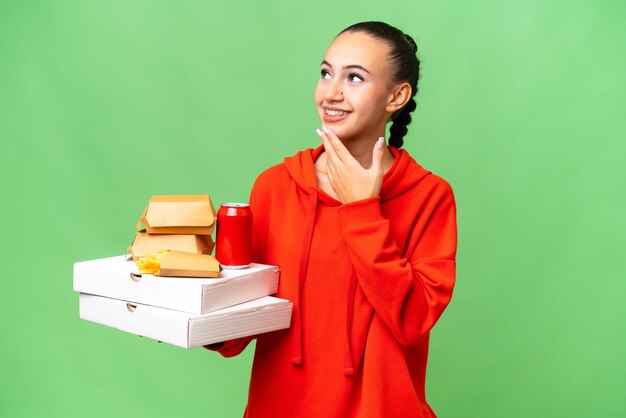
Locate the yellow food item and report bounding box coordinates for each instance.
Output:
[135,250,170,274]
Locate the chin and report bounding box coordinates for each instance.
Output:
[326,125,350,139]
[333,125,366,143]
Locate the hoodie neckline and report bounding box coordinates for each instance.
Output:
[310,144,401,175]
[286,145,429,204]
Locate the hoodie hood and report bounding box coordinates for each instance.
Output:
[284,145,431,202]
[281,145,431,376]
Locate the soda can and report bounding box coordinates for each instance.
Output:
[215,203,253,269]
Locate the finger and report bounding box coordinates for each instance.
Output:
[371,137,385,173]
[325,158,336,188]
[325,160,345,201]
[316,128,342,166]
[325,158,334,180]
[325,151,337,178]
[322,126,354,164]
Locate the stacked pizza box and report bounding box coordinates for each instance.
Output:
[73,195,292,349]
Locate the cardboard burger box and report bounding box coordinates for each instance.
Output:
[128,195,216,260]
[129,232,215,261]
[136,194,216,235]
[74,255,280,314]
[79,293,292,349]
[157,251,221,278]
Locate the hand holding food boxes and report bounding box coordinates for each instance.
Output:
[73,194,292,349]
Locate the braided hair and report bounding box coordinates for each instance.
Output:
[340,22,420,149]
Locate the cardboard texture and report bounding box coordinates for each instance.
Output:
[128,231,215,261]
[79,294,293,349]
[137,195,216,235]
[158,251,221,278]
[73,255,280,314]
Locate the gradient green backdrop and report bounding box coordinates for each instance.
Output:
[1,1,624,417]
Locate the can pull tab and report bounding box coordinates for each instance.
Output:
[130,272,142,282]
[126,303,137,313]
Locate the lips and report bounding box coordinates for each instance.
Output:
[322,106,351,123]
[325,109,349,116]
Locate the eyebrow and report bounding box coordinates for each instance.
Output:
[321,60,371,75]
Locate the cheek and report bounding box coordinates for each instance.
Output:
[314,81,325,104]
[359,88,388,113]
[349,89,374,114]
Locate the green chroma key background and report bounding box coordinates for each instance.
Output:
[1,1,624,417]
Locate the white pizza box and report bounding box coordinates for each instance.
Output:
[73,255,279,314]
[79,293,292,349]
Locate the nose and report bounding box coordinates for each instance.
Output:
[324,79,343,102]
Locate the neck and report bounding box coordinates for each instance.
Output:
[341,132,395,171]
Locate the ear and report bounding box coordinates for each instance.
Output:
[385,83,412,113]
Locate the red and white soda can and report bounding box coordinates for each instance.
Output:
[215,203,253,269]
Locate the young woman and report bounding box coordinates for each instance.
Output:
[208,21,457,418]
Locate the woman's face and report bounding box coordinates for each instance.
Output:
[314,31,397,142]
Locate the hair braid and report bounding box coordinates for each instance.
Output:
[389,97,417,149]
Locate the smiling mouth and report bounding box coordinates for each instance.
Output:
[324,108,351,117]
[325,109,350,116]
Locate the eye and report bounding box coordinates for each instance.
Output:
[348,73,364,83]
[320,69,332,80]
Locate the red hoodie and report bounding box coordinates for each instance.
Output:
[210,146,457,418]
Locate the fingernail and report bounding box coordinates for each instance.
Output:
[322,126,330,134]
[377,137,385,149]
[316,129,323,137]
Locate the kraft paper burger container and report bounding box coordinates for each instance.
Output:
[158,251,222,278]
[128,231,215,261]
[73,255,280,314]
[137,194,216,235]
[78,294,293,349]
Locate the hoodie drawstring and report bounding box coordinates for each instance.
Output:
[346,278,374,377]
[292,188,318,366]
[344,267,357,375]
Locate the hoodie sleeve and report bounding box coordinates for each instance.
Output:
[336,177,457,347]
[203,336,254,357]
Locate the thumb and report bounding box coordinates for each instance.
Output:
[371,137,385,173]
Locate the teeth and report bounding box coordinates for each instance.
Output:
[325,109,349,116]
